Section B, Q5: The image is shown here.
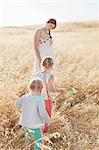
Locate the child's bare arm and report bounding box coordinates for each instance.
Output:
[48,75,64,93]
[48,75,56,92]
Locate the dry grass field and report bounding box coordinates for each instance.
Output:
[0,21,99,150]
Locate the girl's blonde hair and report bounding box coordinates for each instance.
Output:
[29,79,43,91]
[41,57,54,69]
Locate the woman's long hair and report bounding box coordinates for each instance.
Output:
[47,18,57,39]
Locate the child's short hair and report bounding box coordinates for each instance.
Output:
[29,79,43,91]
[41,57,54,68]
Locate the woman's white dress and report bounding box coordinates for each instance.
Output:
[35,29,54,72]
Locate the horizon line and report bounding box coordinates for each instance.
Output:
[0,19,99,28]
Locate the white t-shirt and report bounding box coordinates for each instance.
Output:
[16,93,51,129]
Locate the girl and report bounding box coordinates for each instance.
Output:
[34,18,57,72]
[36,57,56,133]
[16,79,51,150]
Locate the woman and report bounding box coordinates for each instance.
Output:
[34,18,57,72]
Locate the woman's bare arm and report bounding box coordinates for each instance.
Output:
[34,30,42,62]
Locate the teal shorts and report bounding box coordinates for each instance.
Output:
[25,128,43,150]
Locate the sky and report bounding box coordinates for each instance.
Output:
[0,0,99,27]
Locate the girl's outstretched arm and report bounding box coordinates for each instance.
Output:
[48,75,65,93]
[48,75,56,92]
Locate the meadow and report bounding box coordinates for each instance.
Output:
[0,21,99,149]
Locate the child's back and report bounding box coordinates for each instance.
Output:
[36,57,55,133]
[16,79,51,150]
[16,93,51,129]
[37,70,53,99]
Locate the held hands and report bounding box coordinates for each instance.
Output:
[42,123,49,133]
[45,123,50,128]
[42,124,49,133]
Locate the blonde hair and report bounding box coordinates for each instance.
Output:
[29,79,43,91]
[41,57,54,69]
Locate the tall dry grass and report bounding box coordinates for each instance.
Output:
[0,22,99,149]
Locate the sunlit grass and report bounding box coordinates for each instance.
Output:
[0,22,99,149]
